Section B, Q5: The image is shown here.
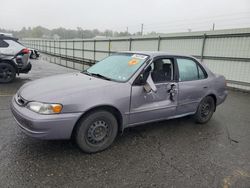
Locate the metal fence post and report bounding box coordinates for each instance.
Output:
[200,34,207,62]
[73,40,75,69]
[129,38,132,51]
[157,36,161,51]
[59,40,62,65]
[108,39,111,55]
[66,40,68,67]
[82,40,85,70]
[54,40,56,55]
[94,40,96,63]
[50,40,52,54]
[82,40,84,61]
[73,40,75,58]
[59,40,61,57]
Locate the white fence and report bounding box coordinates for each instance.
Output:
[22,28,250,90]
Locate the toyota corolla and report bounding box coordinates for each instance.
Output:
[11,52,227,153]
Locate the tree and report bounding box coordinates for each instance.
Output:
[0,26,135,39]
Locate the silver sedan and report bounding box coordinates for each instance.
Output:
[11,52,227,153]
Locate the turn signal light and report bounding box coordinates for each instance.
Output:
[52,104,63,113]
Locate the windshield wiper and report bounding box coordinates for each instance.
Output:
[82,71,92,76]
[82,71,111,81]
[91,73,111,80]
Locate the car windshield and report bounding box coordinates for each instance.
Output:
[85,53,148,82]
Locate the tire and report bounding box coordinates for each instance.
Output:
[31,52,37,59]
[0,62,16,83]
[194,96,215,124]
[75,110,118,153]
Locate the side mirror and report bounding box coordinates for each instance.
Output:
[144,72,157,93]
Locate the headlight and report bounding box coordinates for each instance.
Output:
[26,102,63,114]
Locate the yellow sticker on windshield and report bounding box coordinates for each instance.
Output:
[128,59,139,66]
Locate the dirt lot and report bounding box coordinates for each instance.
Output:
[0,57,249,188]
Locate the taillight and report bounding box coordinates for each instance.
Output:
[21,48,30,54]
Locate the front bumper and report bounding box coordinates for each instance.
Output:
[11,97,82,140]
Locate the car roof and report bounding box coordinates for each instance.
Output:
[0,34,18,41]
[119,51,195,59]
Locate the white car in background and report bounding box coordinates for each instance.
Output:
[29,48,40,59]
[0,34,32,83]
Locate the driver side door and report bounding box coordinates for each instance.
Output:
[128,57,178,125]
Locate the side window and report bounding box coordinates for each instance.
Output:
[177,58,199,81]
[151,58,174,83]
[0,39,9,48]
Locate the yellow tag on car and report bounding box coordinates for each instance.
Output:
[128,59,138,66]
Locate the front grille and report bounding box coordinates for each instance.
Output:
[12,108,32,130]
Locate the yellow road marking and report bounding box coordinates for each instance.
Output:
[0,94,14,97]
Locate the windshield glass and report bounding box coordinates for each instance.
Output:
[86,53,148,82]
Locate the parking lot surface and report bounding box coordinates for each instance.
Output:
[0,57,250,188]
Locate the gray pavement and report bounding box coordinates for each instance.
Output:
[0,57,250,188]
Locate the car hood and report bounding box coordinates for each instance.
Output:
[19,73,116,102]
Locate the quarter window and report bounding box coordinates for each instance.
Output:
[177,58,206,81]
[0,40,9,48]
[198,65,206,79]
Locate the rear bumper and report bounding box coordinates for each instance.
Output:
[19,62,32,73]
[217,90,228,106]
[11,97,82,140]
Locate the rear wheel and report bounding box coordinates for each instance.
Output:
[75,110,118,153]
[31,52,37,59]
[0,63,16,83]
[194,96,215,124]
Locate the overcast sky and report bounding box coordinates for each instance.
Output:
[1,0,250,33]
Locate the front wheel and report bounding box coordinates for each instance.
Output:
[0,63,16,83]
[194,96,215,124]
[75,110,118,153]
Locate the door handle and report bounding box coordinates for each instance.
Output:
[167,84,176,92]
[203,86,208,89]
[168,84,177,100]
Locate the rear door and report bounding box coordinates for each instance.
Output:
[175,57,208,115]
[129,57,178,125]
